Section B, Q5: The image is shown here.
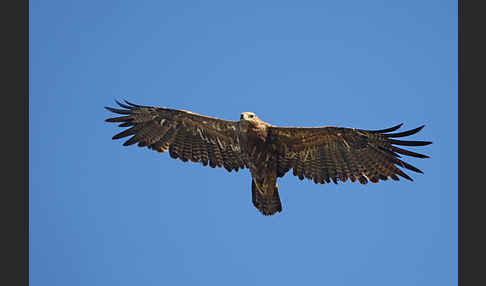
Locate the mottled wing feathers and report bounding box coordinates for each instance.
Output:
[105,100,245,172]
[270,124,431,184]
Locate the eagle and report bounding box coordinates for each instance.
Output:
[105,100,432,216]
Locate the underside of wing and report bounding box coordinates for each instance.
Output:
[271,123,432,184]
[105,100,245,172]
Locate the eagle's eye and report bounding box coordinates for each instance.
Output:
[249,114,254,118]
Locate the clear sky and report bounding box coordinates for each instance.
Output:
[30,1,457,285]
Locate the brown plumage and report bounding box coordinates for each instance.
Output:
[105,100,432,216]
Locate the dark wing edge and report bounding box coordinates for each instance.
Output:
[105,100,245,172]
[270,123,432,185]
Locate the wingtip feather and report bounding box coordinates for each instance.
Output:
[115,99,134,109]
[123,99,141,107]
[370,123,404,134]
[105,106,132,114]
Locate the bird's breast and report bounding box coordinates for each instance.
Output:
[238,126,276,178]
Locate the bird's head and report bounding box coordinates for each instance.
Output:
[240,112,259,122]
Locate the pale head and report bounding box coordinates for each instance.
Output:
[240,112,258,121]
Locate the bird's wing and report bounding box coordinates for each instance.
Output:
[105,100,245,172]
[269,123,431,184]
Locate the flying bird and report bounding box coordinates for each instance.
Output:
[105,100,432,216]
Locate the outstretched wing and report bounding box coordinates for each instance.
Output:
[105,100,245,172]
[270,123,431,184]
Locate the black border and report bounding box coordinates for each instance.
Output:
[460,0,485,285]
[3,0,28,285]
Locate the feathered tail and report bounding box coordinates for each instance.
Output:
[251,179,282,216]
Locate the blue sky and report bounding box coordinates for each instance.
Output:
[30,1,457,285]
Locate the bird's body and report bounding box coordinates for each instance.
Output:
[105,100,432,216]
[238,112,281,214]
